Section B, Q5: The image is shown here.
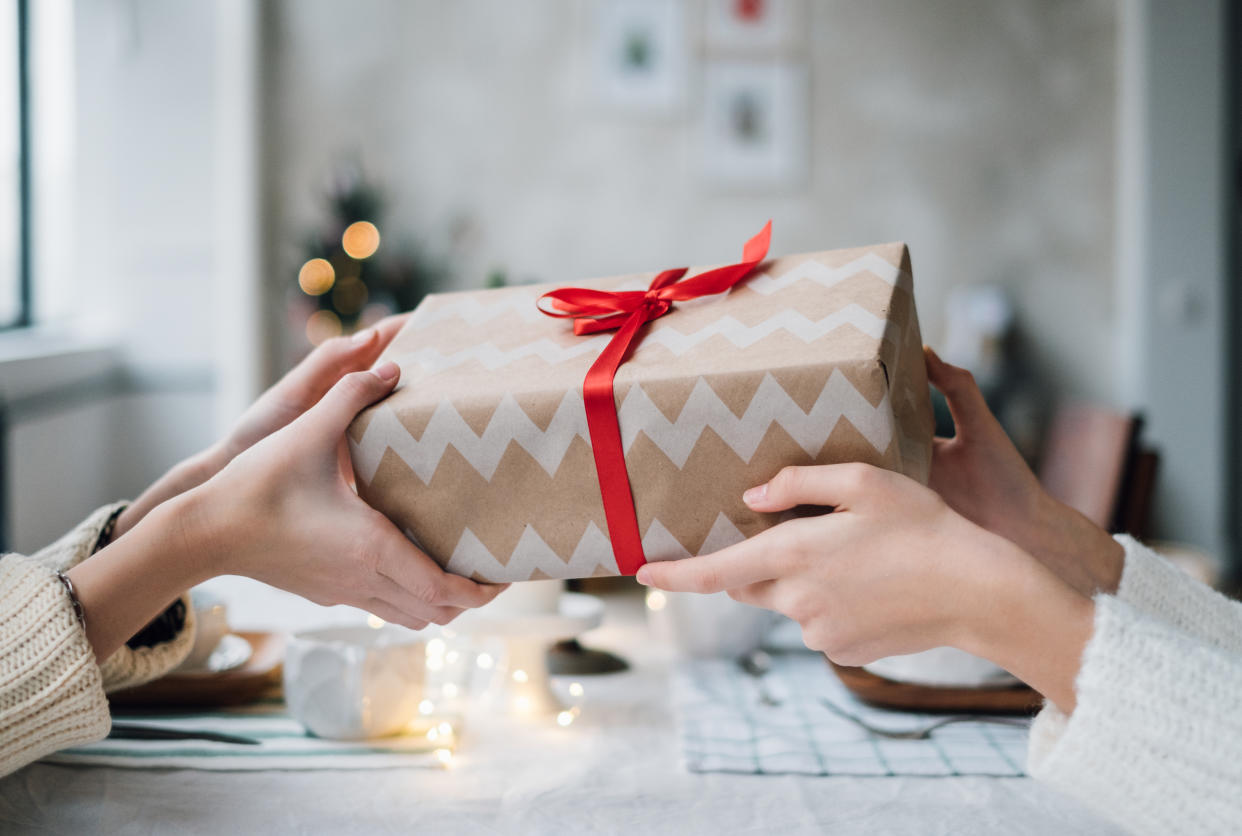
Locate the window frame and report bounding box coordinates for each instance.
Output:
[2,0,30,331]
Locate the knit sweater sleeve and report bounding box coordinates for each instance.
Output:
[0,554,110,778]
[1027,593,1242,834]
[1110,534,1242,654]
[28,503,196,692]
[1,504,199,778]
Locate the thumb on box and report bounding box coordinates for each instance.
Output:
[308,362,400,436]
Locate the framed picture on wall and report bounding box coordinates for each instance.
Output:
[699,59,808,188]
[594,0,688,111]
[703,0,803,52]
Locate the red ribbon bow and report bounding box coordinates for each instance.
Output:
[537,221,772,575]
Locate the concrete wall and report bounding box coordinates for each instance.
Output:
[264,0,1118,401]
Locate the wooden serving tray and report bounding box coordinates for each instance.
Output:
[109,631,284,711]
[829,661,1043,715]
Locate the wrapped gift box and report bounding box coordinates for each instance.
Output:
[348,240,934,582]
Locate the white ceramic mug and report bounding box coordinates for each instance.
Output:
[284,625,427,740]
[179,588,230,670]
[649,590,780,658]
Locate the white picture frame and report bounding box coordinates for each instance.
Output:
[594,0,688,112]
[699,59,808,188]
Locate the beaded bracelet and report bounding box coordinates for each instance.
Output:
[55,569,86,630]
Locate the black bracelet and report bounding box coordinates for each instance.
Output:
[55,570,86,630]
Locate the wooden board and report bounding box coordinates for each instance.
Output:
[109,631,284,711]
[830,661,1043,715]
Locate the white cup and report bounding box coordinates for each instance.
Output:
[649,590,779,658]
[179,589,230,670]
[283,625,427,740]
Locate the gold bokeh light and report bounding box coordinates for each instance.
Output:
[298,258,336,296]
[342,221,381,260]
[305,309,342,346]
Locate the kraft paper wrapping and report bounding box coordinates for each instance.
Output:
[348,242,934,583]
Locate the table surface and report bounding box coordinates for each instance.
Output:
[0,578,1121,836]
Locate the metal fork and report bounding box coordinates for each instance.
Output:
[819,698,1028,740]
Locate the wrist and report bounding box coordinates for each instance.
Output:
[1028,492,1125,595]
[957,528,1095,712]
[156,483,233,585]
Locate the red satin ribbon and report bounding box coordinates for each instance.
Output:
[537,221,772,575]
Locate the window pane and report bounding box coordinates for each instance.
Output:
[0,2,20,327]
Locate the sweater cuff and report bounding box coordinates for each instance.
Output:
[99,599,195,693]
[1027,594,1242,834]
[28,501,130,573]
[25,502,196,691]
[0,555,111,777]
[1114,534,1242,656]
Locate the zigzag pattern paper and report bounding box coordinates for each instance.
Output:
[349,370,894,487]
[349,241,934,582]
[388,305,889,377]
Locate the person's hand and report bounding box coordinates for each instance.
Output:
[222,315,409,459]
[71,359,503,661]
[113,315,409,540]
[924,347,1124,596]
[636,464,1095,711]
[186,361,505,629]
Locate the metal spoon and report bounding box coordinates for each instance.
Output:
[819,698,1028,740]
[738,649,781,706]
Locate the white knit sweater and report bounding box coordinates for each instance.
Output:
[0,504,194,777]
[1028,536,1242,833]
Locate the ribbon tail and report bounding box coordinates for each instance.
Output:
[581,311,649,575]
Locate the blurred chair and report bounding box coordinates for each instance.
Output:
[1038,405,1158,538]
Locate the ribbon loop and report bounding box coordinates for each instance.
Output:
[536,221,772,575]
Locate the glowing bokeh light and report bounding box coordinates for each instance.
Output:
[511,669,529,684]
[305,309,342,346]
[557,710,575,727]
[419,699,435,716]
[433,748,453,767]
[342,221,381,260]
[645,590,667,611]
[366,614,385,629]
[442,683,459,699]
[476,653,494,670]
[298,258,335,296]
[568,682,584,698]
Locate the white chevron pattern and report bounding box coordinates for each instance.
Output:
[400,252,905,331]
[388,305,889,375]
[619,371,892,466]
[349,370,894,486]
[642,513,746,563]
[445,522,619,579]
[439,512,747,579]
[351,389,589,484]
[745,252,908,295]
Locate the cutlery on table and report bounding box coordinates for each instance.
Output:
[819,698,1029,740]
[738,649,781,707]
[108,723,260,746]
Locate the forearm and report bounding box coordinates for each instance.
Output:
[111,444,229,541]
[1007,493,1124,599]
[958,529,1095,713]
[67,489,220,661]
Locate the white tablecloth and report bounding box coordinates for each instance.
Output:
[0,579,1121,835]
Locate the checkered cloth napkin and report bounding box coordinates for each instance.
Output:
[672,645,1030,777]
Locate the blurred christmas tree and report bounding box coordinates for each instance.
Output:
[293,162,449,345]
